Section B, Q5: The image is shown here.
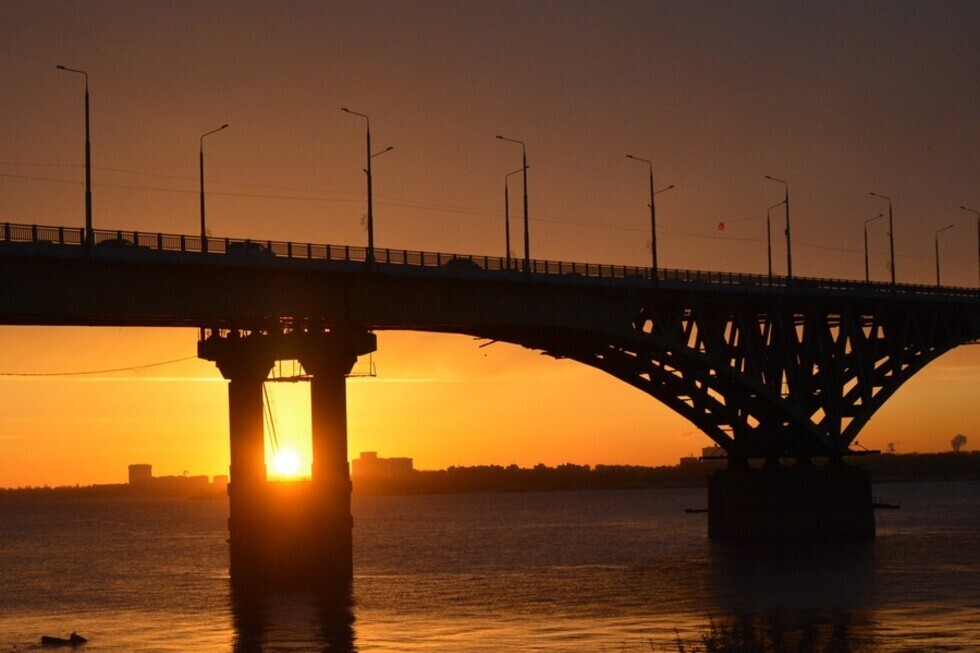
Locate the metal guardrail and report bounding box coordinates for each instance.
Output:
[1,221,977,300]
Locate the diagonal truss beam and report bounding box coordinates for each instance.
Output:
[473,291,977,462]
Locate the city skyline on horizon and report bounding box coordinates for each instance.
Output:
[6,440,977,490]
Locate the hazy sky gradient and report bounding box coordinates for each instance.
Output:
[1,1,977,485]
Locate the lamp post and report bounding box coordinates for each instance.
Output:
[960,206,979,288]
[766,201,784,284]
[199,124,229,253]
[651,184,675,280]
[934,224,954,287]
[863,213,884,283]
[870,192,896,285]
[497,135,529,273]
[342,108,392,265]
[626,155,664,273]
[765,176,792,281]
[504,165,527,270]
[56,65,92,245]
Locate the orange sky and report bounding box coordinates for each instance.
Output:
[0,2,977,486]
[0,327,976,487]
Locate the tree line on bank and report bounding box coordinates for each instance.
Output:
[352,451,980,496]
[1,450,977,497]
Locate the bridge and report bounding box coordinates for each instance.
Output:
[2,221,978,586]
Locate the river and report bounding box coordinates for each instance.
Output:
[1,481,977,651]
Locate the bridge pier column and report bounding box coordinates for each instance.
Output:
[200,329,376,590]
[199,335,275,583]
[300,342,362,584]
[707,462,875,541]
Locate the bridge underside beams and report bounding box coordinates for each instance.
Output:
[476,294,976,463]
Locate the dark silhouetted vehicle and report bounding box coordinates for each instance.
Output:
[96,237,137,248]
[226,241,275,257]
[442,257,481,271]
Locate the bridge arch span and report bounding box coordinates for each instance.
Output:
[450,287,979,462]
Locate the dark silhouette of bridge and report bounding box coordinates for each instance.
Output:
[2,222,977,586]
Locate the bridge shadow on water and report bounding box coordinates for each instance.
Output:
[231,582,355,653]
[686,541,879,653]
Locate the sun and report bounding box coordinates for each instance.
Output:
[271,448,302,478]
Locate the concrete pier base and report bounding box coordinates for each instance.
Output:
[199,329,376,590]
[238,480,351,588]
[707,463,875,541]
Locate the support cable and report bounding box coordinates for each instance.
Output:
[0,356,197,377]
[262,383,280,457]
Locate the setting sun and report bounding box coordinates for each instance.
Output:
[270,449,302,479]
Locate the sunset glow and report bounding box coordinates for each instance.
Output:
[270,449,302,479]
[0,2,976,490]
[1,4,979,651]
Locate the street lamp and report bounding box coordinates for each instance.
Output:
[497,135,529,273]
[504,165,528,270]
[651,184,675,280]
[935,224,954,287]
[870,192,896,285]
[960,206,979,288]
[766,201,784,283]
[626,155,672,274]
[56,65,92,245]
[342,108,392,265]
[863,213,884,283]
[199,124,229,253]
[765,176,792,281]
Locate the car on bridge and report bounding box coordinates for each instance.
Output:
[442,256,481,271]
[95,236,152,251]
[226,240,276,257]
[96,237,139,248]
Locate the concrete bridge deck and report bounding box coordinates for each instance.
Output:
[1,221,975,330]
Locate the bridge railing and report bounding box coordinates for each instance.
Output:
[1,220,976,300]
[2,223,85,247]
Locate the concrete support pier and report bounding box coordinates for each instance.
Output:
[203,335,274,580]
[299,334,373,585]
[707,462,875,541]
[199,329,376,589]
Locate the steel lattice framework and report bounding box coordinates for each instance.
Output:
[483,289,979,462]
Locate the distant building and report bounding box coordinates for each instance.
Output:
[154,474,210,495]
[213,475,229,493]
[352,452,414,483]
[680,446,727,471]
[126,464,221,497]
[702,446,726,459]
[128,464,153,487]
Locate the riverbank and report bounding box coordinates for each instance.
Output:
[3,451,976,498]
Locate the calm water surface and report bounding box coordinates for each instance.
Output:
[1,481,978,652]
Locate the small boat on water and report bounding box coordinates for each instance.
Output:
[40,632,87,647]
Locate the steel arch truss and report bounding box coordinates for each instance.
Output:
[491,293,977,462]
